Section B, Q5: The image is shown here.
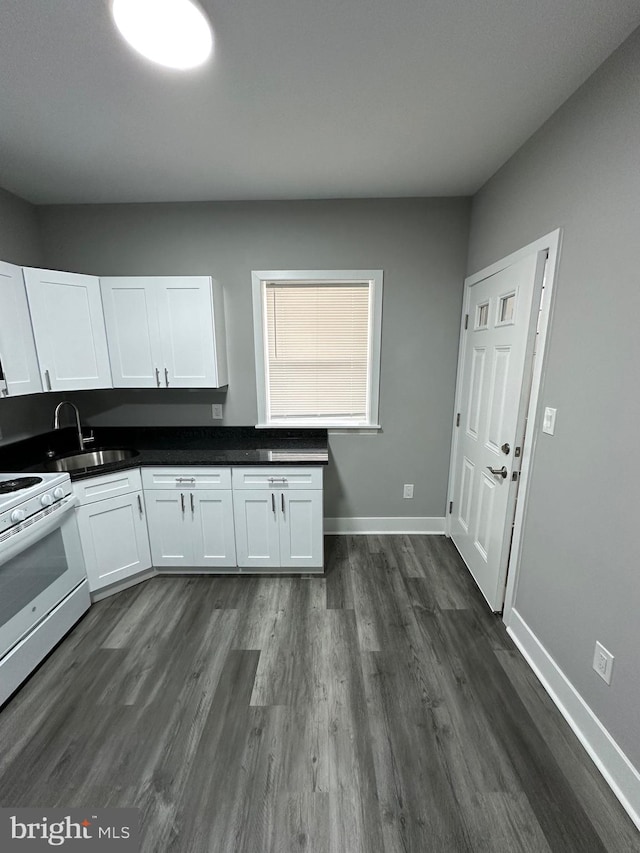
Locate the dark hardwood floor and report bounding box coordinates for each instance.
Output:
[0,535,638,852]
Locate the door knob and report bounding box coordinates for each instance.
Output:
[487,466,508,479]
[501,443,510,455]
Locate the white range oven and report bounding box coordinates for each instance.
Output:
[0,472,90,706]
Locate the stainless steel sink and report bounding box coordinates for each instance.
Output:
[42,448,139,473]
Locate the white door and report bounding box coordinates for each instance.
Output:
[156,277,219,388]
[145,490,193,567]
[77,493,152,592]
[101,278,163,387]
[233,490,280,568]
[0,260,42,396]
[279,491,324,568]
[23,267,112,391]
[449,250,546,610]
[191,490,237,567]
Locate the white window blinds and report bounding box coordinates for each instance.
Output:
[264,282,371,421]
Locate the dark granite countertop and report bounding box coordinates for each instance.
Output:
[0,426,328,481]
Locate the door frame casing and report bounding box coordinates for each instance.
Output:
[446,228,562,624]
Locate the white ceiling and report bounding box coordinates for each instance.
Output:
[0,0,638,204]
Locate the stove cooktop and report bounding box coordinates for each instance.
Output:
[0,471,71,517]
[0,476,44,495]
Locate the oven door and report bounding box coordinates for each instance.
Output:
[0,495,86,660]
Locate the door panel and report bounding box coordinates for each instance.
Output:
[77,495,151,592]
[279,491,324,568]
[450,250,546,610]
[23,268,112,390]
[156,277,218,387]
[101,279,161,387]
[233,491,279,568]
[192,490,236,567]
[145,490,192,567]
[0,261,42,396]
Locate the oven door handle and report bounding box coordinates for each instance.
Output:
[0,495,78,568]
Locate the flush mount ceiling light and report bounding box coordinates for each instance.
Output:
[111,0,213,70]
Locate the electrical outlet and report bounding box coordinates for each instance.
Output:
[211,404,223,420]
[403,484,414,499]
[542,407,557,435]
[593,641,614,685]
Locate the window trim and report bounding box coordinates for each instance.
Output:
[251,269,383,429]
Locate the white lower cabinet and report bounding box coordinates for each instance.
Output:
[142,468,236,570]
[76,465,323,586]
[74,469,152,594]
[232,467,324,571]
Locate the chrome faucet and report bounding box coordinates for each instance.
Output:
[53,401,93,451]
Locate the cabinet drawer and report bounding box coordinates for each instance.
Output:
[141,467,232,490]
[232,467,323,490]
[73,468,143,505]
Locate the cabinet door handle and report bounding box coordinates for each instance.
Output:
[190,492,195,514]
[281,493,285,515]
[180,492,185,513]
[164,367,169,387]
[137,494,143,516]
[155,367,161,387]
[271,493,276,515]
[44,369,52,391]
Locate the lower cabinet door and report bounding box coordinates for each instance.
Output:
[233,490,280,568]
[145,490,193,567]
[279,490,324,568]
[77,492,151,592]
[192,490,237,567]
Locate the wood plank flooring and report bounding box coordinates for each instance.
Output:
[0,535,638,852]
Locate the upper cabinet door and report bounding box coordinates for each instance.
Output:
[101,277,163,388]
[23,267,112,391]
[156,277,228,388]
[101,276,228,389]
[0,260,42,396]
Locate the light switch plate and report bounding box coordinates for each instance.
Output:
[542,407,557,435]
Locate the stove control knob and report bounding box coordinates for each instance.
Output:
[40,494,53,507]
[11,509,26,523]
[53,487,65,500]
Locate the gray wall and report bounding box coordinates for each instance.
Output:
[467,28,640,767]
[0,186,42,267]
[37,198,471,519]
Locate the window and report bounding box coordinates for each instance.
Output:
[252,270,383,428]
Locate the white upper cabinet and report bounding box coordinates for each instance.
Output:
[23,267,112,391]
[101,276,228,388]
[0,260,42,396]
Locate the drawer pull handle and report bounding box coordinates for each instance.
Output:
[268,477,288,484]
[176,477,196,483]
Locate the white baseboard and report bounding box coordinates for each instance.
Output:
[507,608,640,831]
[324,517,445,535]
